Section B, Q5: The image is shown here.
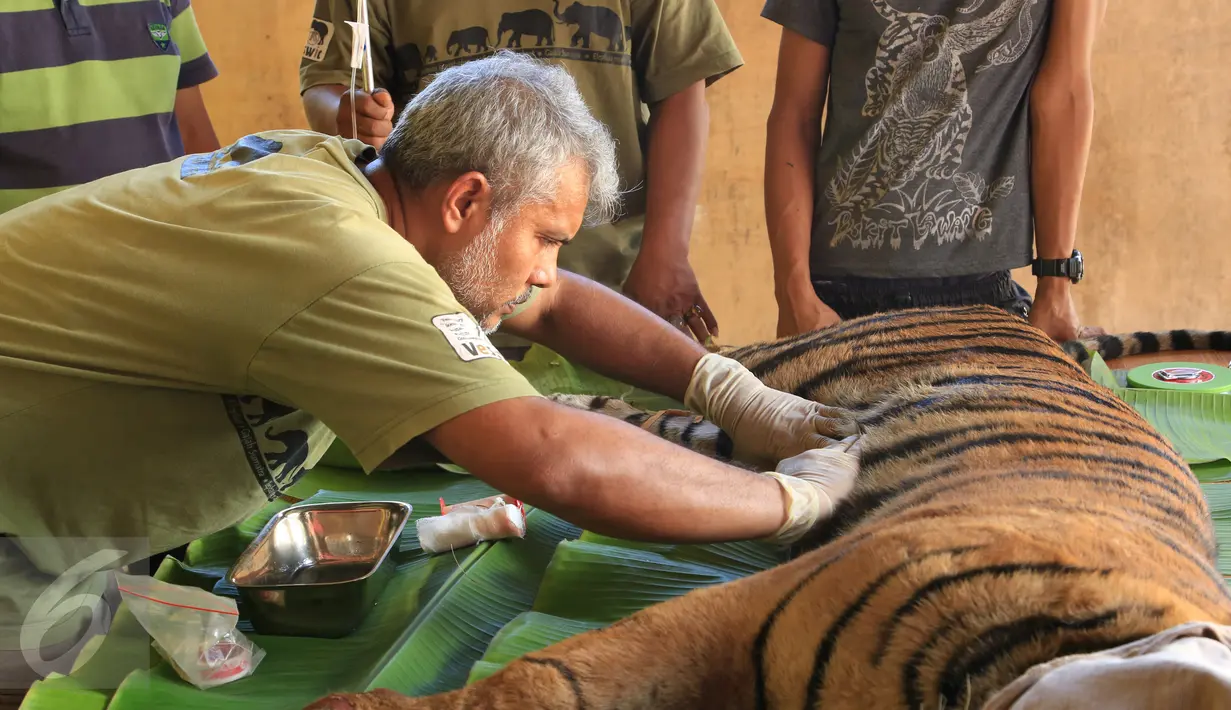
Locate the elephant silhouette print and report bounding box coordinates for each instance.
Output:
[498,9,554,47]
[226,394,313,495]
[237,395,295,428]
[420,2,634,77]
[553,0,624,51]
[448,26,492,56]
[263,427,310,489]
[824,0,1037,252]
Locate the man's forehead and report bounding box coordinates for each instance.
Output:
[551,161,589,201]
[540,165,589,232]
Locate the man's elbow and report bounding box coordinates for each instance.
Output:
[480,424,589,513]
[1030,71,1095,123]
[766,104,822,158]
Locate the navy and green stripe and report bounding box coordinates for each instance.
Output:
[0,0,218,214]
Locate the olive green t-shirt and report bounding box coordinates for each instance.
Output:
[0,129,541,578]
[298,0,744,290]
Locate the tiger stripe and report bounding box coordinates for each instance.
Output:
[873,562,1113,663]
[1063,326,1231,366]
[805,546,984,708]
[521,657,587,708]
[925,608,1152,710]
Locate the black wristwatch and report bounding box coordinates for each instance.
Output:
[1031,249,1084,284]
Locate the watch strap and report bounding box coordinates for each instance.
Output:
[1033,259,1070,278]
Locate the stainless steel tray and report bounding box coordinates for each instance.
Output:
[226,500,412,638]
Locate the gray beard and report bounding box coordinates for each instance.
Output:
[439,220,503,333]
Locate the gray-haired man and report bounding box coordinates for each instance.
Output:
[0,52,861,688]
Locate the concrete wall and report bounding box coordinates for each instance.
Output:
[195,0,1229,345]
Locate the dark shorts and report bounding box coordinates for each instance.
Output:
[813,270,1033,321]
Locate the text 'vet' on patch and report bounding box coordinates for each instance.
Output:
[303,18,335,62]
[432,313,506,363]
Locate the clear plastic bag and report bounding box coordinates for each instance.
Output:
[114,572,264,689]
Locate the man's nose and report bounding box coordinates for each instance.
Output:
[530,263,557,289]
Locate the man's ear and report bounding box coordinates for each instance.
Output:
[441,171,492,235]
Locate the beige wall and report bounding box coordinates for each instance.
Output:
[195,1,1229,345]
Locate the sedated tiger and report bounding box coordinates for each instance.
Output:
[308,304,1231,710]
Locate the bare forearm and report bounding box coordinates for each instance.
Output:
[765,110,821,293]
[426,398,785,543]
[174,86,220,154]
[642,83,709,258]
[1029,0,1105,261]
[765,30,830,299]
[303,84,347,135]
[507,273,706,402]
[1029,78,1095,260]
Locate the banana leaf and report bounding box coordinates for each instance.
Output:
[466,532,787,681]
[576,531,786,578]
[1088,352,1120,389]
[1112,388,1231,465]
[358,511,579,696]
[13,676,109,710]
[1202,483,1231,579]
[466,613,606,683]
[509,345,685,412]
[1195,461,1231,483]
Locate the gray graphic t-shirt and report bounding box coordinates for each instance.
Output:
[762,0,1051,278]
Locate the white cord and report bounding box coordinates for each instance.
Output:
[349,66,358,141]
[345,0,372,142]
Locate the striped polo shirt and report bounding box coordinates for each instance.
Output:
[0,0,218,214]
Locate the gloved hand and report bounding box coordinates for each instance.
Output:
[684,353,856,467]
[760,435,862,545]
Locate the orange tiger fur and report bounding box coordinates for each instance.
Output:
[307,305,1231,710]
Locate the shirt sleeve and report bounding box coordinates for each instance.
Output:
[628,0,746,104]
[169,0,219,89]
[298,0,394,94]
[246,262,542,473]
[761,0,839,49]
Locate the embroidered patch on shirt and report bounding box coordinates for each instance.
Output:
[148,22,170,51]
[303,18,334,62]
[432,314,505,363]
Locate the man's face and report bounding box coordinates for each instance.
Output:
[437,161,589,333]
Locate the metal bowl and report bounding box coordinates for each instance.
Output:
[226,500,412,638]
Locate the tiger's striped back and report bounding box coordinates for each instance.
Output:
[553,305,1231,707]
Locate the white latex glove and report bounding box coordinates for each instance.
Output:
[760,435,863,545]
[684,353,856,467]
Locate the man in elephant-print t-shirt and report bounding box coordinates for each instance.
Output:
[299,0,745,349]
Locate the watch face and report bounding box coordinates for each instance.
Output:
[1072,251,1084,282]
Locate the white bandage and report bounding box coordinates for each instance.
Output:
[416,497,527,555]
